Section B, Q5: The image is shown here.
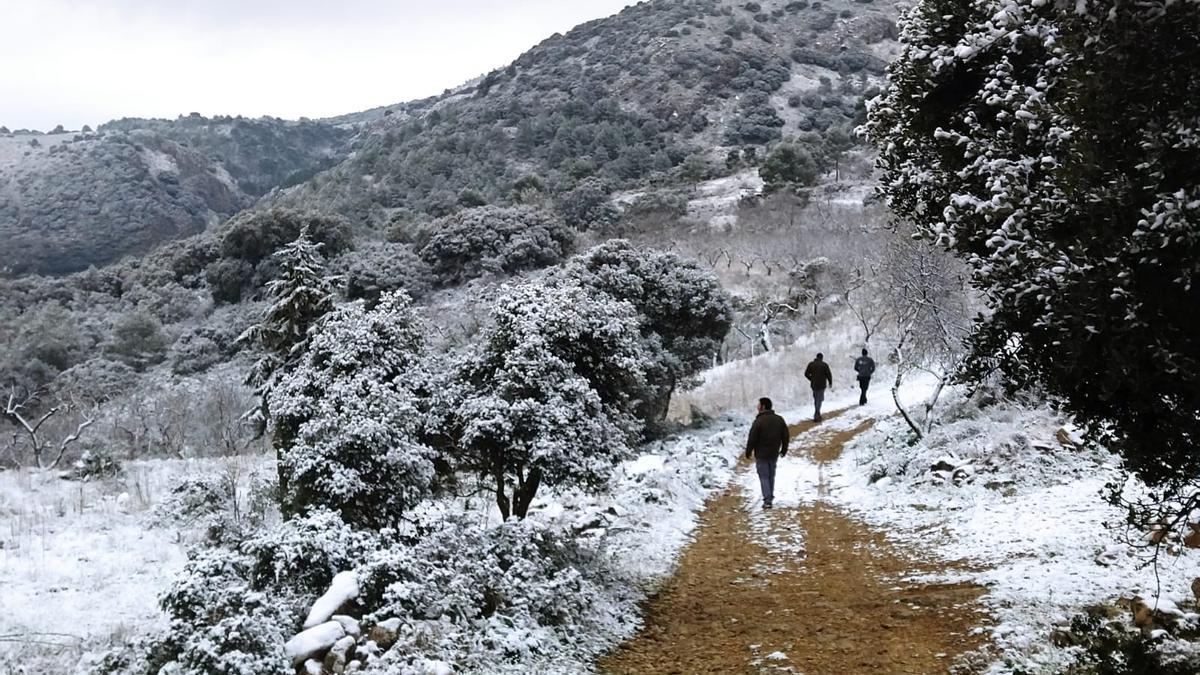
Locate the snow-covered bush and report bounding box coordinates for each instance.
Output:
[556,240,733,423]
[355,515,630,673]
[417,205,575,286]
[334,241,434,305]
[148,509,381,675]
[270,291,436,527]
[63,445,122,480]
[437,280,650,519]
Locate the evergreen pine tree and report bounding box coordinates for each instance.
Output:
[238,228,338,499]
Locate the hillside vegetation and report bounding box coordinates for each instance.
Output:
[271,0,900,225]
[0,116,353,276]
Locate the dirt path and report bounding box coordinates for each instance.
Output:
[600,411,989,674]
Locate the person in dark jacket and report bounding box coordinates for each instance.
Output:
[745,397,789,509]
[854,348,876,406]
[804,353,833,422]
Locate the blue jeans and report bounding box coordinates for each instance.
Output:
[813,387,825,420]
[755,455,778,505]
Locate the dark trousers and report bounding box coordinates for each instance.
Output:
[812,387,825,421]
[755,455,778,505]
[858,376,871,405]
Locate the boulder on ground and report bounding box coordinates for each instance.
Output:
[368,617,402,650]
[1192,577,1200,602]
[323,635,357,674]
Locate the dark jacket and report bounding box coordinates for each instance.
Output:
[804,359,833,390]
[854,355,876,379]
[745,410,789,460]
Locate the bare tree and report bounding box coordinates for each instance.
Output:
[881,233,972,439]
[4,389,97,469]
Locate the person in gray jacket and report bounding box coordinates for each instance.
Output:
[745,397,789,509]
[854,348,876,405]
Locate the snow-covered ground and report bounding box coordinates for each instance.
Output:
[753,379,1200,672]
[0,454,272,671]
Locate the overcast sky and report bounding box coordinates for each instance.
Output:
[0,0,634,131]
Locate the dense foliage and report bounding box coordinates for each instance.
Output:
[270,293,435,527]
[557,240,733,422]
[417,206,576,286]
[866,0,1200,490]
[437,280,650,519]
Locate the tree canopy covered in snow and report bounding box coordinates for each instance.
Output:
[866,0,1200,490]
[557,240,733,423]
[270,292,435,527]
[439,280,650,519]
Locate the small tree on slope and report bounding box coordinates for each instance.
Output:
[269,292,435,527]
[438,280,650,519]
[865,1,1200,504]
[238,229,338,499]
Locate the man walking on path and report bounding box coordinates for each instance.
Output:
[854,348,876,406]
[745,397,789,509]
[804,353,833,422]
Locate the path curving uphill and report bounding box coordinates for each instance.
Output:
[600,409,990,674]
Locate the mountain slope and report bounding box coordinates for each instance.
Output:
[0,116,354,276]
[272,0,901,226]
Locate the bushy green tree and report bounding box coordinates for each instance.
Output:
[439,281,649,519]
[557,240,733,423]
[270,293,435,526]
[759,143,821,194]
[418,205,575,286]
[866,1,1200,495]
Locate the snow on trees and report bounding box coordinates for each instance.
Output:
[269,292,436,527]
[417,205,576,286]
[865,1,1200,499]
[556,240,733,424]
[438,280,650,519]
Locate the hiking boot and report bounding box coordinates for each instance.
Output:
[763,503,773,510]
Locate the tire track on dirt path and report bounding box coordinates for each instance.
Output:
[599,410,990,674]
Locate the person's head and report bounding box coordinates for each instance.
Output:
[862,348,868,356]
[758,397,773,412]
[816,352,824,361]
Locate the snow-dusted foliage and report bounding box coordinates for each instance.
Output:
[333,241,434,305]
[239,228,338,433]
[354,515,629,674]
[148,510,379,675]
[417,205,575,286]
[557,240,733,422]
[269,292,436,527]
[865,1,1200,491]
[437,280,650,519]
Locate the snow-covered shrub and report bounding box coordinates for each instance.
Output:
[417,205,575,286]
[356,515,630,673]
[270,292,436,528]
[556,240,733,423]
[334,241,434,304]
[437,280,650,519]
[865,0,1200,503]
[63,445,122,480]
[148,510,382,675]
[148,546,297,675]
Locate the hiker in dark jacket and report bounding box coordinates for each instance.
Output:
[854,348,876,406]
[745,397,789,509]
[804,353,833,422]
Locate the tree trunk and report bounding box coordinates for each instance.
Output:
[891,334,924,440]
[493,452,511,520]
[512,466,542,519]
[922,375,948,436]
